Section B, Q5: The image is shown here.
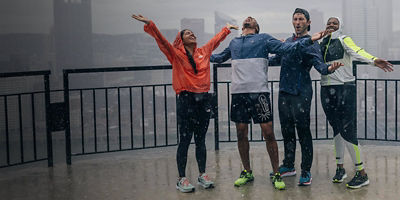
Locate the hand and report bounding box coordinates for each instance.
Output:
[279,39,286,42]
[311,29,332,41]
[226,23,239,30]
[374,58,394,72]
[328,62,343,72]
[131,14,150,24]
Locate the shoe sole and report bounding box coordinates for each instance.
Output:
[281,171,296,177]
[274,184,286,190]
[176,185,195,193]
[332,174,347,183]
[346,180,370,189]
[198,181,214,189]
[298,178,312,186]
[234,178,254,187]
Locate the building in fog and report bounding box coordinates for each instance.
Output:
[180,18,205,45]
[309,9,325,34]
[342,0,392,58]
[214,11,238,54]
[53,0,93,69]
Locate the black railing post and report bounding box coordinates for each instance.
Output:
[44,74,53,167]
[213,64,219,150]
[63,70,72,165]
[353,61,358,139]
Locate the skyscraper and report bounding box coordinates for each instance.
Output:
[342,0,392,57]
[309,9,324,34]
[214,11,238,54]
[180,18,205,45]
[53,0,93,69]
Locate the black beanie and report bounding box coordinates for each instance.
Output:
[293,8,311,31]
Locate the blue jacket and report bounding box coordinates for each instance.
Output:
[211,33,313,94]
[269,34,330,98]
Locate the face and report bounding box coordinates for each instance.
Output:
[181,30,196,45]
[326,18,340,32]
[292,13,310,35]
[242,16,258,32]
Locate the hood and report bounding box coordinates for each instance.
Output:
[325,16,343,39]
[172,31,197,51]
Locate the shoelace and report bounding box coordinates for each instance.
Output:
[348,172,361,184]
[240,171,247,178]
[274,174,282,182]
[202,174,210,181]
[180,178,190,186]
[301,171,309,178]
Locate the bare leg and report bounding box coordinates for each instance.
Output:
[236,123,251,171]
[260,122,279,173]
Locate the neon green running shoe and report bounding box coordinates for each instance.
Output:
[271,173,286,190]
[234,170,254,186]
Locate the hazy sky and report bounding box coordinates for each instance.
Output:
[1,0,399,34]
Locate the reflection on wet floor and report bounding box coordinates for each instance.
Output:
[0,141,399,200]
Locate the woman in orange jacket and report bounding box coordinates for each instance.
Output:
[132,14,238,193]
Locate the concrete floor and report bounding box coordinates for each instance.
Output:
[0,141,399,200]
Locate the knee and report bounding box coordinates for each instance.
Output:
[263,132,276,142]
[237,131,248,141]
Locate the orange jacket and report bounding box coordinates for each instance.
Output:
[144,21,231,94]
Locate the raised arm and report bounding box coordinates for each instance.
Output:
[342,36,393,72]
[131,14,176,63]
[267,29,332,54]
[203,23,238,54]
[210,47,232,63]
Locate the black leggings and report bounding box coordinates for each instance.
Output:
[176,91,211,177]
[321,84,357,145]
[278,92,313,172]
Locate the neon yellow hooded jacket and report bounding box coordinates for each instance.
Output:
[320,17,377,86]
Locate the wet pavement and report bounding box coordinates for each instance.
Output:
[0,141,399,200]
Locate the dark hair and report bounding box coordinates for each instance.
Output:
[180,29,197,74]
[293,8,311,31]
[255,23,260,34]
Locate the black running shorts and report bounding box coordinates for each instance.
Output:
[230,92,272,124]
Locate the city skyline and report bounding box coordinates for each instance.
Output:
[1,0,400,35]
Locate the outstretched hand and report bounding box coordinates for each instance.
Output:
[132,14,150,24]
[374,58,394,72]
[328,61,344,72]
[311,29,334,41]
[226,23,239,30]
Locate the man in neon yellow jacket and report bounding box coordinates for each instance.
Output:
[320,16,393,189]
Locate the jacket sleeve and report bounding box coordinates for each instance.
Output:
[143,21,176,63]
[342,36,376,65]
[210,47,231,63]
[303,43,330,75]
[268,54,282,66]
[266,35,313,54]
[203,27,231,55]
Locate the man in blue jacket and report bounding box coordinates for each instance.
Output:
[268,8,342,186]
[210,16,336,190]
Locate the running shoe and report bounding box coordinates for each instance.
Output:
[332,167,347,183]
[271,173,286,190]
[234,170,254,186]
[346,171,369,189]
[298,171,312,186]
[176,177,195,193]
[197,173,214,189]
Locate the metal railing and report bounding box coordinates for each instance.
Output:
[354,61,400,141]
[0,70,52,168]
[2,60,399,168]
[63,66,179,165]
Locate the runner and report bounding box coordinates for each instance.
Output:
[132,14,238,193]
[320,16,393,189]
